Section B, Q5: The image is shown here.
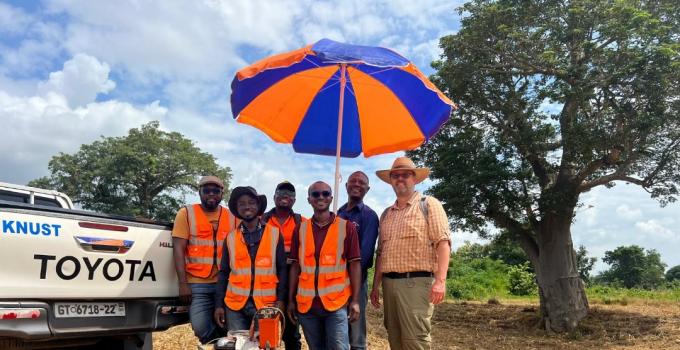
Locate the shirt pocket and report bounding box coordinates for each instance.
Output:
[397,226,425,261]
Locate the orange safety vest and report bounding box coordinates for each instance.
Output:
[185,204,237,278]
[263,212,303,253]
[296,217,351,313]
[225,224,280,310]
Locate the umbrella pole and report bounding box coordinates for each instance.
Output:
[333,63,347,213]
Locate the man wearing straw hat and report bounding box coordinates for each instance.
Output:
[370,156,451,350]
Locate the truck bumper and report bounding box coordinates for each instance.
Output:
[0,299,188,343]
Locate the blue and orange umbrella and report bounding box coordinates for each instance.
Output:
[230,38,456,210]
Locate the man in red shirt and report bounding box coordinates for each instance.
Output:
[287,181,361,350]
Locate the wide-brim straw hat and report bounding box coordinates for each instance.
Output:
[376,156,430,184]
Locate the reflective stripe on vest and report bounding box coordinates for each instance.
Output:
[296,217,351,313]
[184,204,237,278]
[225,224,279,310]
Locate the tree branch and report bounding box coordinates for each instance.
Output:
[579,172,645,192]
[485,207,539,264]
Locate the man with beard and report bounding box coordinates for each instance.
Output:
[172,176,238,344]
[338,171,379,350]
[261,181,305,350]
[370,157,451,350]
[288,181,362,350]
[214,186,287,332]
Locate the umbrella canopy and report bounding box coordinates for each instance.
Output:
[230,38,456,210]
[231,38,456,158]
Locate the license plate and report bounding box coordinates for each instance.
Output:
[54,302,125,318]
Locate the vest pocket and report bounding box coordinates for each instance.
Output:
[259,275,278,287]
[324,271,345,282]
[230,274,247,284]
[255,256,272,267]
[320,254,337,266]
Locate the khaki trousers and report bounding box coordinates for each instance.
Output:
[382,276,434,350]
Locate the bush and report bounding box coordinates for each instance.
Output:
[508,262,537,296]
[447,256,510,300]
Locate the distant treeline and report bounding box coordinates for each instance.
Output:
[443,234,680,301]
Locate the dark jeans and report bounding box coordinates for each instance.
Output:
[226,299,258,331]
[189,283,224,344]
[283,303,302,350]
[298,307,349,350]
[349,279,368,349]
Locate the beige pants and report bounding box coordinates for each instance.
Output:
[382,276,434,350]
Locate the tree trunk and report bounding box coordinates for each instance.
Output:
[534,214,589,332]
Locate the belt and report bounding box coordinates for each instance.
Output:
[383,271,433,279]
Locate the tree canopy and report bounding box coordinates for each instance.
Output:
[411,0,679,331]
[598,245,667,289]
[666,265,680,282]
[30,121,231,221]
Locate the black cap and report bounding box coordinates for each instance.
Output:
[275,181,295,193]
[228,186,267,220]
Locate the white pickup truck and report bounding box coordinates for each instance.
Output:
[0,182,187,349]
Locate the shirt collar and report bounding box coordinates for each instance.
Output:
[240,221,263,235]
[390,191,420,209]
[339,200,365,213]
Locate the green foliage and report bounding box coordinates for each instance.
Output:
[576,245,597,284]
[447,251,510,300]
[508,262,537,296]
[587,284,680,303]
[666,265,680,282]
[485,231,530,267]
[598,245,667,289]
[29,121,231,221]
[456,232,530,268]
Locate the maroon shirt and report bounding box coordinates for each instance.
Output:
[289,213,360,311]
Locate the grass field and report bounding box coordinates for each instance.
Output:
[153,297,680,349]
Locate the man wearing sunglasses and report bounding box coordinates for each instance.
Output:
[171,176,238,344]
[371,157,451,350]
[287,182,362,350]
[337,171,379,350]
[260,181,305,350]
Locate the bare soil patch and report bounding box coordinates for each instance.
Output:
[153,300,680,349]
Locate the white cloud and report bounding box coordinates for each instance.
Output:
[635,219,678,241]
[0,58,164,184]
[573,185,680,272]
[0,3,33,35]
[37,53,115,108]
[616,204,643,220]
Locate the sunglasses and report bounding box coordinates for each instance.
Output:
[275,190,296,198]
[310,190,332,198]
[390,172,415,180]
[201,187,222,195]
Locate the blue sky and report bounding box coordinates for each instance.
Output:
[1,0,678,273]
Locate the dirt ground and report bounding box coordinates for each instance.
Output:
[153,299,680,349]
